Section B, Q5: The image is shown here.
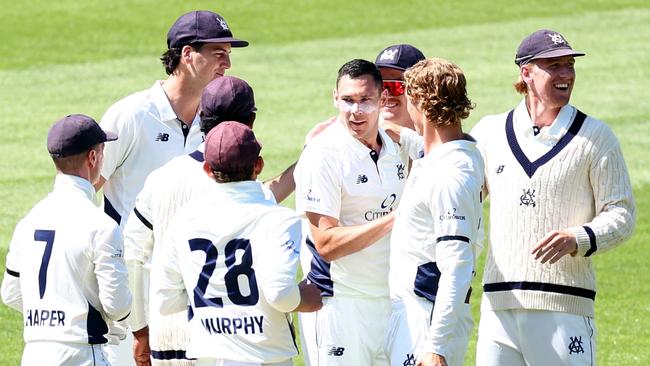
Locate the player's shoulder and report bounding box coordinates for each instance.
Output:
[470,110,510,140]
[101,83,159,126]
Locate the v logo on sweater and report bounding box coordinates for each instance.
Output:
[505,109,587,178]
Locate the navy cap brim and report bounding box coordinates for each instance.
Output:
[200,37,249,47]
[104,131,118,142]
[376,64,407,71]
[520,48,586,65]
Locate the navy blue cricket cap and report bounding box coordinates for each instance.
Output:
[47,114,117,158]
[167,10,249,49]
[375,44,426,71]
[200,76,257,124]
[515,29,585,66]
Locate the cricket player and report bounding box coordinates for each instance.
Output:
[470,29,636,364]
[385,58,483,366]
[150,122,322,365]
[375,44,426,131]
[294,59,409,365]
[96,11,248,365]
[297,47,425,366]
[1,114,132,365]
[123,76,270,366]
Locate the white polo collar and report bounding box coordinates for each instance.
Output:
[54,173,95,201]
[514,99,576,142]
[335,118,398,159]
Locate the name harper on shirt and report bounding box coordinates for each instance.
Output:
[25,308,66,327]
[201,315,264,335]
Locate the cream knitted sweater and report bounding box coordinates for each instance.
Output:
[471,103,636,317]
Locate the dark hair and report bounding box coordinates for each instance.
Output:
[336,59,383,93]
[210,165,256,183]
[160,43,204,75]
[199,112,256,134]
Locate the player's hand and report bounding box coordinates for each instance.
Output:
[132,326,152,366]
[417,352,448,366]
[531,230,578,264]
[380,120,404,143]
[304,116,336,146]
[294,279,323,312]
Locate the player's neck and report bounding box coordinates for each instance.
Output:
[162,75,201,125]
[422,122,462,155]
[526,97,561,128]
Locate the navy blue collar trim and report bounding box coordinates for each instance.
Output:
[189,150,204,162]
[505,109,587,178]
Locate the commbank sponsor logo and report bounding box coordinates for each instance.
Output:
[364,193,396,221]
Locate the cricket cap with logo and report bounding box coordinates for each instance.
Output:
[375,44,426,71]
[204,121,262,173]
[167,10,249,49]
[47,114,118,158]
[515,29,585,66]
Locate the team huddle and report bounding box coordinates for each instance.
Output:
[0,9,636,366]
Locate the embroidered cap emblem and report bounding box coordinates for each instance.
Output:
[548,33,565,45]
[379,48,398,61]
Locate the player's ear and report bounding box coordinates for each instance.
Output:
[520,64,532,84]
[379,88,388,107]
[181,45,193,63]
[332,88,339,108]
[254,156,264,176]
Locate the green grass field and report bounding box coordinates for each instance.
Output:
[1,1,649,364]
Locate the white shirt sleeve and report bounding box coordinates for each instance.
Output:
[151,226,188,316]
[93,223,132,321]
[295,145,341,219]
[99,103,136,180]
[422,175,480,358]
[1,225,24,311]
[123,175,156,330]
[258,215,303,313]
[399,127,425,160]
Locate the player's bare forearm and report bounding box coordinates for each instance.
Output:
[307,211,395,262]
[132,325,152,366]
[264,162,296,203]
[380,120,404,143]
[531,230,578,264]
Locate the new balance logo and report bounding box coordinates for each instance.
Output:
[327,347,345,356]
[403,353,416,366]
[568,336,584,354]
[155,133,170,142]
[356,174,368,184]
[496,165,504,174]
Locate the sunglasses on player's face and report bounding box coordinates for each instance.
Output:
[383,80,406,96]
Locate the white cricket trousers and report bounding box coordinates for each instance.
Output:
[22,341,109,366]
[383,298,472,366]
[312,296,391,366]
[476,309,596,365]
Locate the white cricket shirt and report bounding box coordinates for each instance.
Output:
[123,143,275,331]
[389,138,484,356]
[1,174,132,345]
[150,181,302,363]
[294,119,408,298]
[100,81,204,227]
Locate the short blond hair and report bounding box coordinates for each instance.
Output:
[404,58,473,127]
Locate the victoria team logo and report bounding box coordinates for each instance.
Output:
[217,17,229,30]
[568,336,584,354]
[520,188,536,207]
[379,48,398,61]
[548,33,566,45]
[396,164,405,180]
